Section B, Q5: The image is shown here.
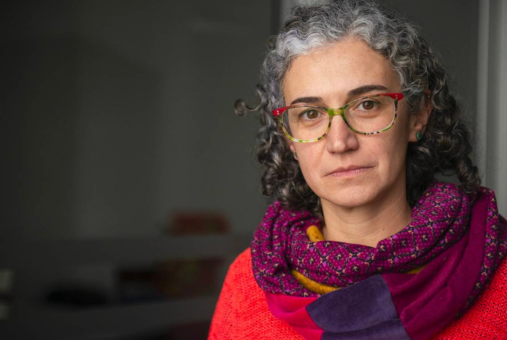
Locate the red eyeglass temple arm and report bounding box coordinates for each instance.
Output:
[271,92,404,117]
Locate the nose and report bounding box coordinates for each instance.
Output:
[325,113,359,153]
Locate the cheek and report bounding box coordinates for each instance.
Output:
[293,146,321,184]
[359,136,405,178]
[297,151,316,175]
[379,133,410,175]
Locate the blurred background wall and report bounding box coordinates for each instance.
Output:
[1,0,272,239]
[1,1,505,339]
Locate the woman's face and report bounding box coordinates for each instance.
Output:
[283,38,426,212]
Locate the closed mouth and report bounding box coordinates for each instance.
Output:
[326,166,373,177]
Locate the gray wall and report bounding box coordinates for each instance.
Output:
[1,1,271,239]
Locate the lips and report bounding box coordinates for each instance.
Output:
[326,166,373,177]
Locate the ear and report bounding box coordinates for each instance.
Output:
[408,90,433,142]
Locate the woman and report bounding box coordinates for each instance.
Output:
[209,1,507,339]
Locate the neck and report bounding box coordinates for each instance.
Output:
[321,186,412,248]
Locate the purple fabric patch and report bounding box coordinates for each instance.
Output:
[307,275,411,340]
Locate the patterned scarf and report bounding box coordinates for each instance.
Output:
[251,182,507,340]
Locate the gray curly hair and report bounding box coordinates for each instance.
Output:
[236,0,480,216]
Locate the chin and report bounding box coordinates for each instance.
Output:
[320,186,380,209]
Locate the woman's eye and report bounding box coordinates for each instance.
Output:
[357,100,377,110]
[301,110,321,119]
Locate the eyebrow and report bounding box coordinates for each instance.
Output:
[290,96,323,105]
[289,84,389,105]
[348,84,388,97]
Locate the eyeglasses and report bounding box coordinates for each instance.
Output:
[272,92,405,143]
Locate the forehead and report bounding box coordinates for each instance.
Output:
[283,38,400,103]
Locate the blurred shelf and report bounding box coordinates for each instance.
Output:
[0,234,253,339]
[0,295,217,340]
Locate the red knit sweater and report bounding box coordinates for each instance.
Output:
[209,248,507,340]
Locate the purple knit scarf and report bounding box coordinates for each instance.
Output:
[251,182,507,306]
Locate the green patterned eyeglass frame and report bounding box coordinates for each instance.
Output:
[272,92,405,143]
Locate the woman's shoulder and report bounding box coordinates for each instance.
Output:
[209,248,304,340]
[228,247,253,275]
[221,248,267,305]
[219,248,255,291]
